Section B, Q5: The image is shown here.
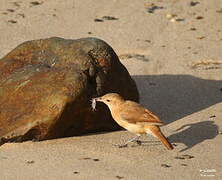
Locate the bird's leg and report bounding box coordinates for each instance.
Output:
[135,139,142,145]
[125,135,142,146]
[130,135,142,145]
[115,135,141,148]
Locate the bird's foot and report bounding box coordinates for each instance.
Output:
[135,140,142,145]
[113,144,128,148]
[118,144,128,148]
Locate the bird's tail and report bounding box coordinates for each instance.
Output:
[146,126,174,150]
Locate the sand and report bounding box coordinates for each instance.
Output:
[0,0,222,179]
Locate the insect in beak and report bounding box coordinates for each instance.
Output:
[91,98,97,111]
[91,97,103,111]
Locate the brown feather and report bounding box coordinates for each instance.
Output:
[119,101,163,125]
[147,126,174,150]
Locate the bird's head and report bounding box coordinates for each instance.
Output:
[93,93,125,109]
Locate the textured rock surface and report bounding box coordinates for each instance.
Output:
[0,37,138,144]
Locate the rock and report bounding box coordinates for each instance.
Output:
[0,37,139,144]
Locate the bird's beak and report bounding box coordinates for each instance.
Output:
[93,97,103,102]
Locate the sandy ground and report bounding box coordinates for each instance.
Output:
[0,0,222,179]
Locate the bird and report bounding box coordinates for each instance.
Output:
[92,93,174,150]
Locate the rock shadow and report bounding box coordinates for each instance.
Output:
[132,74,222,123]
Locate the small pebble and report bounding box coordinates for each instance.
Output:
[190,27,196,31]
[190,1,200,6]
[73,171,79,174]
[94,18,104,22]
[182,154,194,159]
[102,16,118,20]
[116,176,124,179]
[7,9,15,13]
[8,20,17,23]
[93,158,100,161]
[30,1,42,6]
[181,164,188,166]
[196,16,204,20]
[147,4,164,13]
[197,36,205,39]
[88,32,92,34]
[26,160,35,164]
[145,40,151,43]
[170,18,176,22]
[175,154,194,159]
[166,14,184,22]
[81,157,91,160]
[166,13,177,19]
[216,9,222,13]
[161,164,171,168]
[210,115,216,118]
[18,13,25,18]
[176,18,185,22]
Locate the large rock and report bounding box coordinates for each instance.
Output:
[0,37,138,144]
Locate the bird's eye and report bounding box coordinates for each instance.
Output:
[106,99,110,102]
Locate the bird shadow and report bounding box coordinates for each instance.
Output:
[125,121,219,151]
[168,121,219,152]
[130,140,162,148]
[132,74,221,151]
[132,75,222,124]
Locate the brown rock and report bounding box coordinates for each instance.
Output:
[0,37,138,144]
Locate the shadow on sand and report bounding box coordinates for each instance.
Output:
[169,121,219,152]
[132,74,221,151]
[132,74,222,123]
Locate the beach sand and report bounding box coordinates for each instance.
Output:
[0,0,222,179]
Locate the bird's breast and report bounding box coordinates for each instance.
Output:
[113,117,146,135]
[123,122,146,134]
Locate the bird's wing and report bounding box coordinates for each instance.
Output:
[119,101,164,125]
